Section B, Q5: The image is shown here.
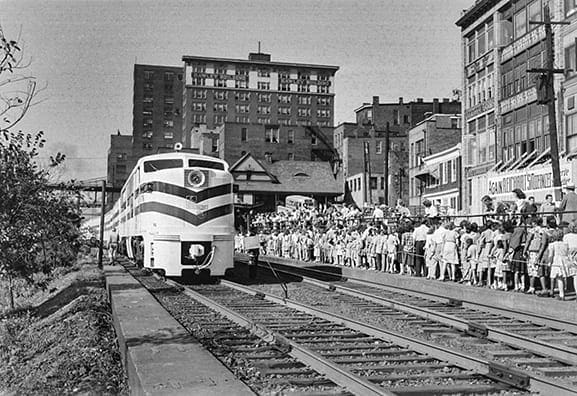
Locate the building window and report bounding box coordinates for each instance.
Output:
[192,89,207,99]
[257,81,270,90]
[236,68,248,76]
[258,93,271,102]
[235,80,248,89]
[514,8,527,39]
[215,78,227,87]
[144,71,154,80]
[265,127,279,143]
[258,69,270,77]
[164,96,174,105]
[163,120,174,128]
[279,83,291,91]
[235,91,250,101]
[288,153,294,160]
[214,115,225,125]
[143,96,153,103]
[214,103,227,113]
[257,117,271,124]
[241,127,247,142]
[317,96,330,106]
[257,105,270,114]
[403,115,409,124]
[278,94,291,104]
[235,116,249,123]
[143,118,153,127]
[192,77,206,86]
[163,131,174,139]
[567,112,577,152]
[214,91,228,100]
[288,129,294,144]
[142,131,153,139]
[164,72,174,81]
[317,109,330,118]
[318,85,329,93]
[278,106,291,115]
[143,143,153,150]
[144,82,153,91]
[298,96,312,105]
[311,134,317,145]
[298,108,311,117]
[191,64,205,73]
[279,119,291,126]
[298,84,310,93]
[192,102,206,111]
[192,114,206,123]
[235,104,249,113]
[215,66,227,75]
[376,141,382,154]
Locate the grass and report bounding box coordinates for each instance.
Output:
[0,256,128,395]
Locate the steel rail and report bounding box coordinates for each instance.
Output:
[256,255,577,334]
[220,280,576,395]
[161,278,388,396]
[263,263,577,367]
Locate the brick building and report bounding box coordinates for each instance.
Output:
[456,0,565,213]
[182,52,338,132]
[408,114,462,212]
[335,96,461,207]
[132,64,184,158]
[106,133,134,205]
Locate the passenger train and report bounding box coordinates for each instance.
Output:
[84,151,235,278]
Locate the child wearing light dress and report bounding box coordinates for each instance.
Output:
[548,229,569,300]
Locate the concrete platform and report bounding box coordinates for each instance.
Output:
[257,255,577,325]
[104,265,255,396]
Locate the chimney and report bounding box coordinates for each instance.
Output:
[416,98,423,103]
[443,98,450,102]
[399,97,403,104]
[372,96,379,105]
[433,98,439,114]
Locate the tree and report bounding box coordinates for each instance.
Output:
[0,26,79,310]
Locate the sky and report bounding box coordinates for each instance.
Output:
[1,0,473,182]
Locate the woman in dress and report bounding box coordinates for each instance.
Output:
[442,222,460,281]
[563,221,577,302]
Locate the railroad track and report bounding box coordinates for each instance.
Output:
[125,263,351,396]
[238,257,577,392]
[124,261,577,394]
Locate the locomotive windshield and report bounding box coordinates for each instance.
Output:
[188,159,224,170]
[144,159,183,173]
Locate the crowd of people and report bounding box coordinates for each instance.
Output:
[243,185,577,302]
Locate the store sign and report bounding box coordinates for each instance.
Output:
[466,52,494,77]
[487,163,572,196]
[465,98,494,119]
[501,26,545,62]
[500,87,537,114]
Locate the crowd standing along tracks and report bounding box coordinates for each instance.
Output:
[240,258,577,392]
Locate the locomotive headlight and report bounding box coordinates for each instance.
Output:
[187,169,205,188]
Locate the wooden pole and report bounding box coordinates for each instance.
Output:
[544,5,563,201]
[384,122,390,206]
[98,180,106,269]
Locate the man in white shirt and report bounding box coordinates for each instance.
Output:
[412,220,429,277]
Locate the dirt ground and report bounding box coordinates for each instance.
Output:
[0,257,128,395]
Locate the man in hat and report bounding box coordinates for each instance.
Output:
[560,183,577,223]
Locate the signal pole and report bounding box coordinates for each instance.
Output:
[528,5,568,201]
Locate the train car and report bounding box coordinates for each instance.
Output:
[92,151,235,278]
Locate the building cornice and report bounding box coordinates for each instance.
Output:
[182,55,339,72]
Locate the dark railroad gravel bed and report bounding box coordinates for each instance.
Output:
[191,283,527,395]
[243,267,577,385]
[128,267,350,396]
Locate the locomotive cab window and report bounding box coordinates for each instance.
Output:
[188,159,224,170]
[144,159,183,173]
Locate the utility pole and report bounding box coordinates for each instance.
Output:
[528,5,568,201]
[383,122,390,206]
[364,140,372,205]
[98,180,106,270]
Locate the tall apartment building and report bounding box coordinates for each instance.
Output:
[182,52,339,132]
[456,0,565,213]
[132,64,184,159]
